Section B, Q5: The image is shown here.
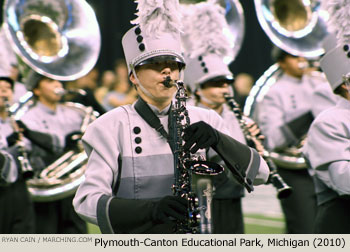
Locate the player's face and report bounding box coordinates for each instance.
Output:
[34,78,63,104]
[0,80,13,108]
[199,80,230,105]
[280,55,306,78]
[130,61,180,108]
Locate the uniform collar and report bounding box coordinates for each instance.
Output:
[148,103,171,116]
[196,101,228,116]
[282,73,304,84]
[337,96,350,110]
[36,101,57,115]
[196,102,209,110]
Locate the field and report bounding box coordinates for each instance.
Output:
[87,213,286,234]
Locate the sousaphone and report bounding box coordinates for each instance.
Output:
[3,0,101,201]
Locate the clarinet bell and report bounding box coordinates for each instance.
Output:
[277,187,293,199]
[269,172,293,199]
[22,169,35,180]
[19,157,35,180]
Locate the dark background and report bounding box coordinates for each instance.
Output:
[0,0,275,82]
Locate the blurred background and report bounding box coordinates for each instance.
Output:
[0,0,274,82]
[0,0,286,234]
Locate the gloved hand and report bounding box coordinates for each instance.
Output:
[183,121,219,154]
[14,121,56,153]
[64,131,83,150]
[0,152,5,171]
[152,195,188,224]
[15,120,29,137]
[0,152,6,185]
[6,132,20,147]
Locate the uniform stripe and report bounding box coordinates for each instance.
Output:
[0,151,17,184]
[97,195,114,233]
[246,148,261,188]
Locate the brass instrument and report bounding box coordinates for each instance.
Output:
[26,102,97,202]
[3,0,101,201]
[4,97,34,179]
[3,0,101,81]
[164,77,224,234]
[213,0,245,63]
[224,94,292,199]
[254,0,328,57]
[244,0,329,169]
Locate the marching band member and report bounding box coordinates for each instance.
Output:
[181,1,264,233]
[20,71,87,234]
[0,76,35,233]
[0,77,18,186]
[256,47,318,233]
[73,0,269,234]
[302,1,350,233]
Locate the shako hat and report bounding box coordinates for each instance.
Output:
[122,0,185,75]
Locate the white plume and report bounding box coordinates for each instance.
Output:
[181,1,233,58]
[180,3,197,53]
[131,0,182,38]
[322,0,350,46]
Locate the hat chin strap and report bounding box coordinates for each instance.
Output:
[131,67,156,100]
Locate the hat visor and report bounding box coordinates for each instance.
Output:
[201,75,234,85]
[136,55,185,68]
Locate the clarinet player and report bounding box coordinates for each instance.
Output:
[184,61,265,234]
[0,76,35,233]
[0,74,73,233]
[73,0,269,234]
[181,1,266,234]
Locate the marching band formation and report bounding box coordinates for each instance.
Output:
[0,0,349,235]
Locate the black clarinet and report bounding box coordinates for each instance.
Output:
[224,94,292,199]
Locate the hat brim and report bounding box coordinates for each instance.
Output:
[136,55,185,68]
[200,75,234,86]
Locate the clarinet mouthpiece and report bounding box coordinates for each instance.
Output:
[163,76,174,88]
[54,88,66,96]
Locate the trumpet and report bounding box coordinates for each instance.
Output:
[3,97,34,180]
[224,94,292,199]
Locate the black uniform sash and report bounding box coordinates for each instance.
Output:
[134,97,175,153]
